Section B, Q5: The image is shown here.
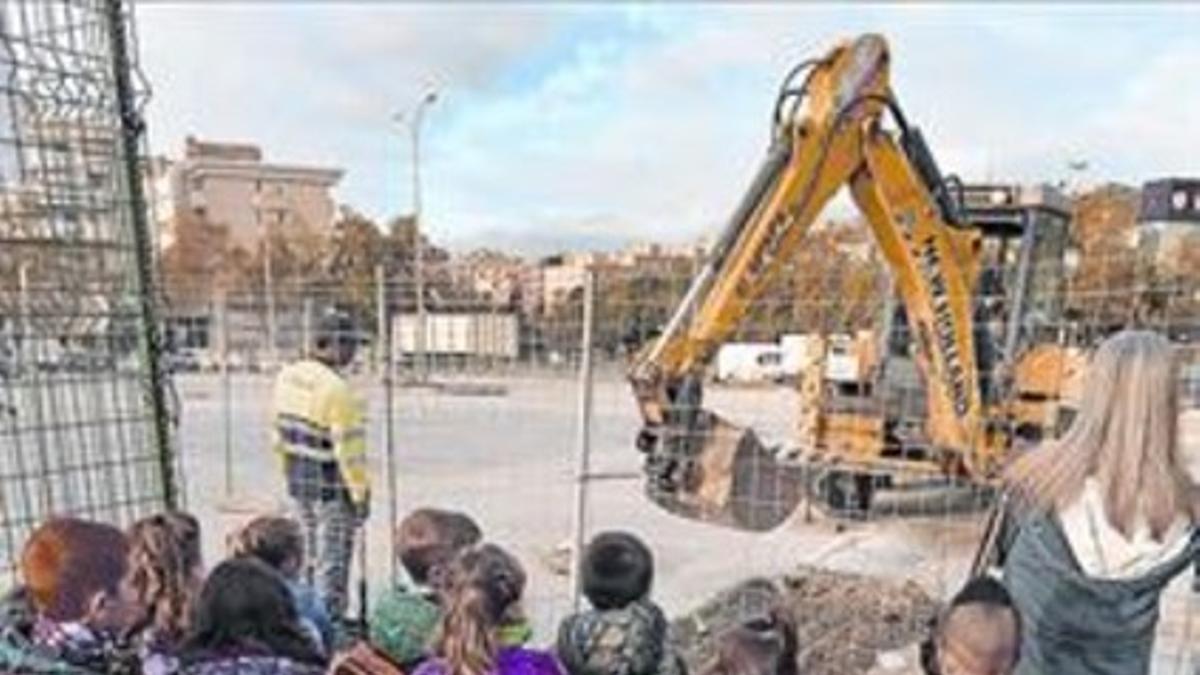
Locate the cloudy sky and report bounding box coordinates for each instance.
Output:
[135,3,1200,254]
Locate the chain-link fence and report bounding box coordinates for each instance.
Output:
[3,2,1197,670]
[161,178,1200,668]
[0,0,176,580]
[162,271,588,629]
[578,185,1200,672]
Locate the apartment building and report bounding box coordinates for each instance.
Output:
[155,136,343,252]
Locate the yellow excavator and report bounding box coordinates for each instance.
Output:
[627,34,1083,531]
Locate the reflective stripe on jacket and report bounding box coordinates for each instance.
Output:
[272,359,369,503]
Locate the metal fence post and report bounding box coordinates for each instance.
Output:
[302,296,314,359]
[569,269,596,611]
[264,255,278,369]
[107,0,177,509]
[378,265,399,583]
[19,264,52,516]
[376,266,386,376]
[17,263,31,370]
[219,291,233,498]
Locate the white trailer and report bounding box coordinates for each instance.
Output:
[714,342,786,383]
[779,334,818,376]
[392,313,519,361]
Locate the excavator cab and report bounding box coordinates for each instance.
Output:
[959,185,1073,357]
[872,185,1075,429]
[811,184,1078,512]
[957,184,1082,442]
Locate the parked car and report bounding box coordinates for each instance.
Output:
[58,349,115,373]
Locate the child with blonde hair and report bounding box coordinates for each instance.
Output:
[414,544,562,675]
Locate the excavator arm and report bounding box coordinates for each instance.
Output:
[629,34,988,530]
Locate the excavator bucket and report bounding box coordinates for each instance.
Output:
[645,414,805,531]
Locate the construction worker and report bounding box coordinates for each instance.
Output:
[272,308,369,620]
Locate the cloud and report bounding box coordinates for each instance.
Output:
[291,5,576,126]
[1086,42,1200,178]
[133,4,1200,255]
[135,3,570,159]
[427,6,1038,247]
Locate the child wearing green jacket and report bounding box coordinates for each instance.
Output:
[370,508,532,668]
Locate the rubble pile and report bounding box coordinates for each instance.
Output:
[672,565,940,675]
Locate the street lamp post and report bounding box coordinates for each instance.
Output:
[263,214,278,368]
[395,89,438,381]
[1066,159,1089,195]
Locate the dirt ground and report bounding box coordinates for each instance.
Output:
[673,566,940,675]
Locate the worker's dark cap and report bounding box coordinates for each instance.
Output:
[314,309,366,346]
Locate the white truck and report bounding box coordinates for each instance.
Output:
[715,334,820,384]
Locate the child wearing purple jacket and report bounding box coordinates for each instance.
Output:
[413,544,562,675]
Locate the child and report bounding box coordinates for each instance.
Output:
[232,515,334,653]
[924,576,1020,675]
[557,531,684,675]
[873,576,1020,675]
[8,517,137,672]
[698,608,797,675]
[178,558,325,675]
[124,511,206,675]
[414,543,562,675]
[166,511,204,579]
[369,508,484,668]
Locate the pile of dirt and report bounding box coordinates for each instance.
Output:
[672,565,940,675]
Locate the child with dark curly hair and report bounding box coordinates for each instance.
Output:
[557,532,684,675]
[179,558,326,675]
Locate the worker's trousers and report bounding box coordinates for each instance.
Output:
[296,496,358,618]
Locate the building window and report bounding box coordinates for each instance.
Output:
[255,179,263,192]
[192,206,206,219]
[190,176,204,191]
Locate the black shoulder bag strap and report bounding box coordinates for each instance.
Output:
[970,489,1017,579]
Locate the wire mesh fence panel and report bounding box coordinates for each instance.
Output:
[164,279,369,619]
[383,275,589,635]
[579,259,972,675]
[159,179,1200,665]
[0,0,175,579]
[576,184,1200,673]
[164,271,586,633]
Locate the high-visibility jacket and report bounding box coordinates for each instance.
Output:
[271,359,369,504]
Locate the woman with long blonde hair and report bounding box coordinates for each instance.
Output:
[414,544,562,675]
[1000,329,1199,675]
